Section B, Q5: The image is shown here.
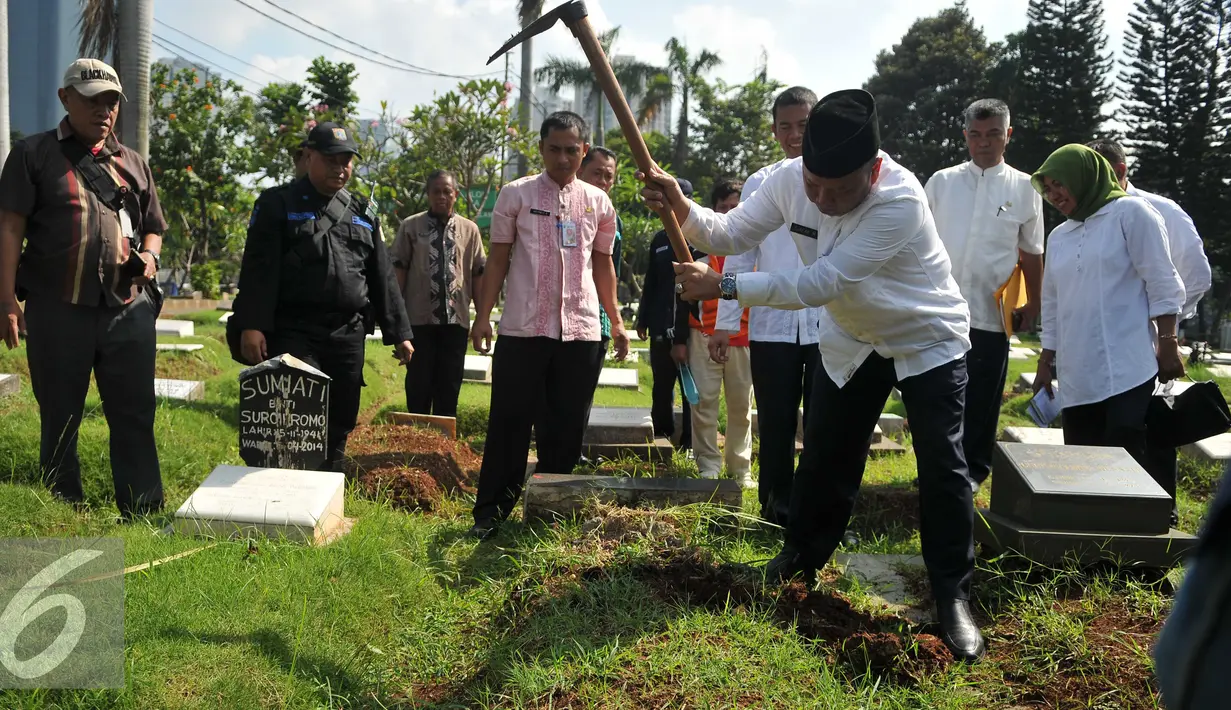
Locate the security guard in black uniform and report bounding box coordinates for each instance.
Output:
[232,122,414,471]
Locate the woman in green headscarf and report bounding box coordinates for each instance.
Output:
[1029,143,1186,470]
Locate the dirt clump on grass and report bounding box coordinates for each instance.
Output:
[851,484,920,533]
[154,351,221,381]
[346,425,482,512]
[578,502,685,546]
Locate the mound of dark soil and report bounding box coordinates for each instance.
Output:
[346,425,482,511]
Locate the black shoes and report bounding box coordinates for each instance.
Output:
[467,519,501,541]
[765,547,817,587]
[936,599,986,662]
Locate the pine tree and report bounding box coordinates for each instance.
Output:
[1012,0,1115,175]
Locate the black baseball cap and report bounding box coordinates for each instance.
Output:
[677,178,694,198]
[303,122,358,156]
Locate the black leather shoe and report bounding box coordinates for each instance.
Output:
[765,548,817,587]
[467,519,500,541]
[936,599,985,662]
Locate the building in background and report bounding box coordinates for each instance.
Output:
[10,0,78,138]
[572,56,674,138]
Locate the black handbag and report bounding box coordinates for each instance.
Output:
[1147,380,1231,448]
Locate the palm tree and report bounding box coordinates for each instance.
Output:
[77,0,153,157]
[640,38,721,171]
[0,0,10,168]
[514,0,543,177]
[535,27,664,146]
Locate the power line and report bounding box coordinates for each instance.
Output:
[150,35,265,98]
[225,0,501,81]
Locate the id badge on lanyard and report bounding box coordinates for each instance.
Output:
[558,189,578,248]
[119,208,135,246]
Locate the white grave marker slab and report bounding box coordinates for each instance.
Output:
[156,343,205,353]
[174,465,347,544]
[218,312,232,323]
[879,413,905,436]
[0,373,19,397]
[464,354,492,382]
[597,368,639,389]
[155,319,194,337]
[1206,364,1231,379]
[606,350,638,363]
[1182,433,1231,462]
[586,407,654,445]
[1001,426,1065,445]
[1009,335,1022,345]
[366,329,383,342]
[750,407,805,440]
[1009,347,1035,360]
[154,378,204,401]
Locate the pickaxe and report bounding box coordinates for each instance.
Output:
[488,1,694,264]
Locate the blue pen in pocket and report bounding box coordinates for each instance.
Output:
[678,363,699,406]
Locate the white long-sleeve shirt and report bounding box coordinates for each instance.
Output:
[924,161,1045,333]
[682,153,971,388]
[715,160,821,344]
[1126,182,1211,320]
[1040,197,1185,409]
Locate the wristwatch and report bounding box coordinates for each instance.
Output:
[719,272,738,301]
[141,250,161,270]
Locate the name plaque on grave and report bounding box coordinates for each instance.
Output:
[239,354,330,470]
[991,443,1172,535]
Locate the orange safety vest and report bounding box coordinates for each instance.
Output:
[688,255,750,346]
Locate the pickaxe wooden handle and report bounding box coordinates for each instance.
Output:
[488,1,693,264]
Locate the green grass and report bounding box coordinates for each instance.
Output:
[0,315,1221,708]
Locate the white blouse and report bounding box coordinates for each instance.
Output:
[1040,197,1185,408]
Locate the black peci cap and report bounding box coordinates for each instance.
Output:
[802,89,880,178]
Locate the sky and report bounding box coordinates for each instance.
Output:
[155,0,1138,120]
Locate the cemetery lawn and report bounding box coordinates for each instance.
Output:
[0,312,1222,708]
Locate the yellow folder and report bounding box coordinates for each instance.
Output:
[994,264,1028,336]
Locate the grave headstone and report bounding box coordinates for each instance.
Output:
[1001,427,1065,446]
[174,465,349,544]
[218,312,232,324]
[155,319,195,337]
[238,354,330,470]
[366,330,383,342]
[1181,433,1231,462]
[878,413,905,437]
[153,378,204,401]
[597,368,639,389]
[750,407,805,441]
[463,354,492,382]
[156,343,205,353]
[585,407,654,445]
[0,373,19,397]
[975,442,1197,566]
[523,473,742,521]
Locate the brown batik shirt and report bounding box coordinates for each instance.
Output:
[391,211,486,328]
[0,118,167,307]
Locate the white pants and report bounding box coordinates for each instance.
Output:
[688,328,753,477]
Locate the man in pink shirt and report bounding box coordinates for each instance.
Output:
[469,111,629,539]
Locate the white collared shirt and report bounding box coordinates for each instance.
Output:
[715,159,821,344]
[682,153,971,388]
[924,160,1044,333]
[1126,182,1211,320]
[1040,197,1184,409]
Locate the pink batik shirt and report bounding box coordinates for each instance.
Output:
[490,172,617,342]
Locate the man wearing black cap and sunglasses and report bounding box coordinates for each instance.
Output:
[232,121,415,472]
[640,89,983,662]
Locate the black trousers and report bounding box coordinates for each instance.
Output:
[25,291,163,516]
[790,353,975,602]
[404,323,468,417]
[474,336,604,523]
[964,329,1010,485]
[648,337,690,448]
[1144,442,1180,524]
[266,320,367,471]
[534,336,607,468]
[1062,375,1155,470]
[749,339,820,524]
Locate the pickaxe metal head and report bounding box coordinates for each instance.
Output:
[486,1,589,65]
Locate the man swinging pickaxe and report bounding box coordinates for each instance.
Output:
[487,0,694,265]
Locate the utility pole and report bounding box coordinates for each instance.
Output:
[0,0,9,168]
[501,51,510,179]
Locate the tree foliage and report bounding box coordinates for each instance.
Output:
[863,2,1002,181]
[642,37,722,171]
[306,57,359,120]
[686,77,784,199]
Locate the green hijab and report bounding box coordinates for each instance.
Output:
[1031,144,1127,222]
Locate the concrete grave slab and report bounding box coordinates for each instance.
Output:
[878,413,905,437]
[174,465,348,545]
[975,508,1196,568]
[154,378,204,401]
[607,350,638,363]
[0,373,19,397]
[463,354,493,382]
[835,553,929,624]
[1009,335,1022,345]
[156,343,205,353]
[389,412,457,439]
[1182,433,1231,462]
[597,368,639,389]
[1001,427,1065,445]
[155,319,194,337]
[1008,347,1034,361]
[1206,364,1231,379]
[366,330,383,342]
[523,473,742,521]
[1015,372,1058,394]
[583,437,675,463]
[218,312,232,323]
[749,407,805,441]
[585,407,654,445]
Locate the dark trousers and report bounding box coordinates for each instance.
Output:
[404,323,468,417]
[24,291,163,516]
[790,353,975,601]
[474,336,604,523]
[534,336,607,468]
[266,320,367,471]
[1061,377,1155,464]
[649,337,690,448]
[1144,443,1180,524]
[964,329,1010,485]
[749,339,819,524]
